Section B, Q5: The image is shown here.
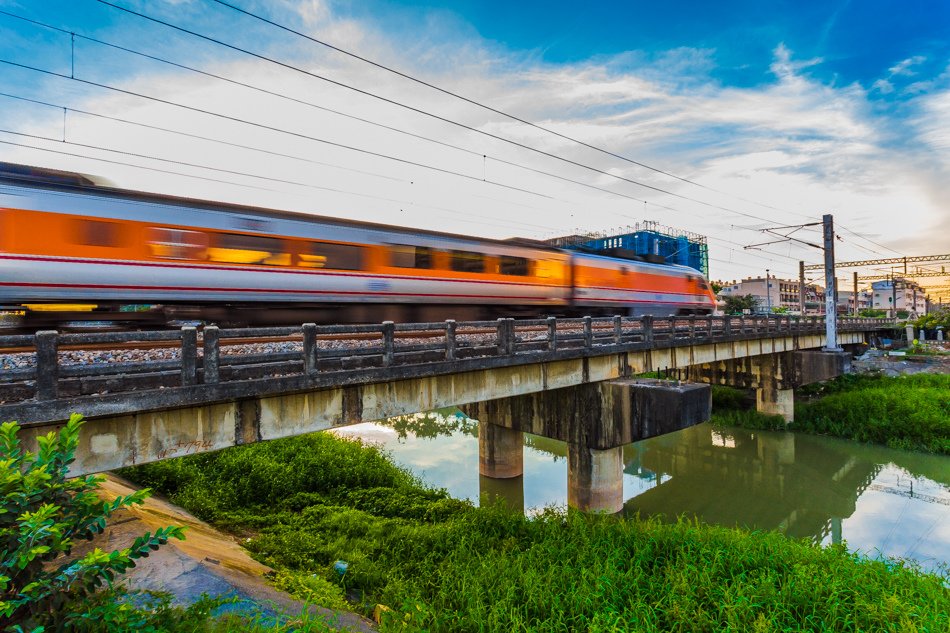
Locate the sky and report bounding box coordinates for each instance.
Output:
[0,0,947,296]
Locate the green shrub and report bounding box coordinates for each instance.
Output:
[0,414,185,632]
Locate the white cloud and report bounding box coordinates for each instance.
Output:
[1,3,947,288]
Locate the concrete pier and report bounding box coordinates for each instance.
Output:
[478,421,523,479]
[568,444,624,513]
[466,378,711,513]
[756,387,795,422]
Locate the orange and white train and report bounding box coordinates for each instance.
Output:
[0,162,716,326]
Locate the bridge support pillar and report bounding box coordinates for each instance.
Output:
[479,474,525,513]
[478,421,523,479]
[567,443,623,514]
[756,387,794,422]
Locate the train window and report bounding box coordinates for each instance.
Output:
[75,219,121,247]
[390,245,433,269]
[300,242,363,270]
[450,250,485,273]
[147,227,207,260]
[208,232,288,265]
[499,255,529,276]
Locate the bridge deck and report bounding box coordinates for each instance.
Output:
[0,315,892,427]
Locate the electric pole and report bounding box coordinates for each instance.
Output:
[799,261,806,315]
[823,214,841,351]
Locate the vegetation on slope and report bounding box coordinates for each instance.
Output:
[711,374,950,455]
[123,432,950,632]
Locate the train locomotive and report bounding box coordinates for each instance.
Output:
[0,162,716,327]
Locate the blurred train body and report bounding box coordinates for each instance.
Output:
[0,163,716,327]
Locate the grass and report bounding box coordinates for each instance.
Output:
[710,374,950,455]
[121,431,950,632]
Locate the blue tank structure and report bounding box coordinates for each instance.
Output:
[549,223,709,277]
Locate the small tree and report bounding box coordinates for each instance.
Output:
[0,414,184,631]
[723,294,758,315]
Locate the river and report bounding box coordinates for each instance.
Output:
[333,412,950,574]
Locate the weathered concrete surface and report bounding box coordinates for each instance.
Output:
[794,351,852,385]
[756,387,795,422]
[71,475,376,631]
[607,378,711,442]
[478,421,523,478]
[462,379,711,450]
[568,445,624,514]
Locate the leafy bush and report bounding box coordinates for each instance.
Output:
[915,307,950,331]
[0,414,185,632]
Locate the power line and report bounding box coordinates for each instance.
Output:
[91,0,814,226]
[0,58,556,201]
[0,136,558,234]
[0,6,886,274]
[206,0,914,266]
[0,9,831,241]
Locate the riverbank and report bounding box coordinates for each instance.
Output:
[80,474,376,632]
[712,373,950,455]
[121,430,950,632]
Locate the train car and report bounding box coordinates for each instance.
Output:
[0,162,715,326]
[570,251,715,317]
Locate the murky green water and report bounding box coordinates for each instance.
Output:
[333,412,950,572]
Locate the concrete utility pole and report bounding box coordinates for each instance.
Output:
[823,214,842,352]
[799,261,806,315]
[766,268,772,313]
[891,270,898,318]
[852,271,859,316]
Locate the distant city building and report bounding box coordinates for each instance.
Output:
[871,278,927,316]
[836,289,872,314]
[719,277,825,314]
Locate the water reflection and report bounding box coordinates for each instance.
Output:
[332,412,950,572]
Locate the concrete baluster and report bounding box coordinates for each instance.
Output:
[613,315,622,344]
[203,325,220,384]
[445,319,457,361]
[381,321,395,366]
[35,330,59,401]
[583,316,593,349]
[497,318,510,356]
[641,315,654,344]
[302,323,318,376]
[547,316,557,352]
[688,315,696,340]
[723,315,732,337]
[180,326,198,386]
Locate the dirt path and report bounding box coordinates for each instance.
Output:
[88,474,376,632]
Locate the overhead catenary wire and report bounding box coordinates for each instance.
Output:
[0,6,908,272]
[0,7,836,243]
[203,0,907,263]
[0,56,816,260]
[90,0,823,228]
[0,136,560,234]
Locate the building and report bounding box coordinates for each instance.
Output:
[719,277,825,314]
[836,289,873,314]
[870,278,927,316]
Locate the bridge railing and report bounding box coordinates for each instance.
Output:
[0,315,894,406]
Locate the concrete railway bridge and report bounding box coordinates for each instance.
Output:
[0,315,893,512]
